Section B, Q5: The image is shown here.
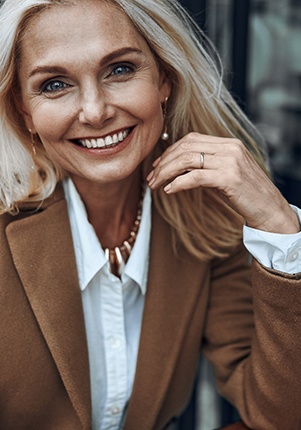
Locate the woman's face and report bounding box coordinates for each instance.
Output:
[19,0,171,186]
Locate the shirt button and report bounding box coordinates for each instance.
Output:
[109,275,118,283]
[108,337,121,349]
[288,251,299,262]
[110,406,120,415]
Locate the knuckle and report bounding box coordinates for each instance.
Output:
[191,169,203,182]
[172,176,180,186]
[179,141,192,151]
[229,139,244,155]
[179,151,194,166]
[229,156,240,171]
[172,176,182,190]
[224,170,241,188]
[187,132,200,140]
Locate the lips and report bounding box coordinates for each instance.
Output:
[73,128,132,149]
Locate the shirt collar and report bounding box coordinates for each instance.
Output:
[123,185,151,295]
[63,178,151,295]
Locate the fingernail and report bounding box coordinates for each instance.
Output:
[148,175,156,186]
[146,170,154,182]
[164,183,172,193]
[152,157,161,167]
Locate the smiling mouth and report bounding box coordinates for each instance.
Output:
[73,127,133,149]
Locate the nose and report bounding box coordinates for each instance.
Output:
[78,86,114,127]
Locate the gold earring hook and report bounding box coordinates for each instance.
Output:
[29,129,37,157]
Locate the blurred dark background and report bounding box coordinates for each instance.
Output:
[181,0,301,209]
[177,0,301,429]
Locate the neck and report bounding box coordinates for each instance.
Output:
[70,168,143,249]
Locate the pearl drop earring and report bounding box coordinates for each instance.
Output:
[161,97,169,141]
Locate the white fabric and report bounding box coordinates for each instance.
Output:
[244,205,301,274]
[63,178,151,430]
[63,177,300,429]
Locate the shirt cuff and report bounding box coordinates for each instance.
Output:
[243,205,301,275]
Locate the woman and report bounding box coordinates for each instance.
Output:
[0,0,300,429]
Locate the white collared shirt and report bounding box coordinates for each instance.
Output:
[63,178,151,430]
[63,177,300,430]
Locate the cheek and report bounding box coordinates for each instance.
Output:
[38,137,65,162]
[39,138,74,173]
[32,104,72,141]
[31,106,73,166]
[128,82,164,128]
[143,92,165,142]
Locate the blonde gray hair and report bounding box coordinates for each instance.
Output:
[0,0,267,259]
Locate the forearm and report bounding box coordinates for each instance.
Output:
[204,250,301,429]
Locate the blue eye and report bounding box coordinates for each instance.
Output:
[42,80,68,93]
[110,64,134,76]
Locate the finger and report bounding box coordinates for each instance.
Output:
[149,136,253,192]
[148,148,229,189]
[156,137,254,182]
[152,156,161,167]
[148,151,209,188]
[163,169,221,194]
[155,139,232,173]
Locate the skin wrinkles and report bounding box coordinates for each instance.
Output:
[18,0,298,242]
[18,2,171,181]
[17,0,171,246]
[27,48,145,79]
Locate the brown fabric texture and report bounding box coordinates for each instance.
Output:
[0,184,301,430]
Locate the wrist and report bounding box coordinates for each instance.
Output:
[248,204,300,234]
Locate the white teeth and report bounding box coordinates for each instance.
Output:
[105,135,113,146]
[97,138,105,147]
[78,128,130,148]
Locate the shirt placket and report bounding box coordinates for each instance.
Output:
[100,274,128,429]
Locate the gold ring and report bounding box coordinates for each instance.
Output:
[200,152,205,169]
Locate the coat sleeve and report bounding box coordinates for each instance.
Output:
[203,245,301,429]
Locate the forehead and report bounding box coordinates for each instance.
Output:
[20,0,151,64]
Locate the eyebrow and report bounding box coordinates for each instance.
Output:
[28,47,145,78]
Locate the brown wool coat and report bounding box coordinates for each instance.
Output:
[1,183,301,430]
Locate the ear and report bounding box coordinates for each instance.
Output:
[159,72,172,103]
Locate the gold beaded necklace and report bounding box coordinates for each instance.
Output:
[104,184,144,277]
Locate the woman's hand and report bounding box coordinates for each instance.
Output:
[147,133,300,234]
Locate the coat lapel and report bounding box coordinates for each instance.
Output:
[125,205,209,429]
[6,187,208,429]
[6,187,91,429]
